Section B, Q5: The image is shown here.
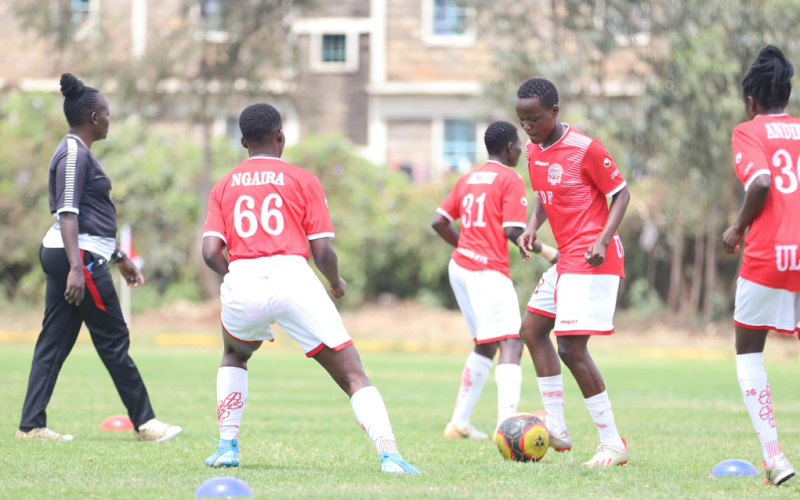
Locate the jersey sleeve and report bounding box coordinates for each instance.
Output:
[303,177,335,240]
[54,141,90,214]
[583,140,626,197]
[202,182,227,244]
[502,173,528,228]
[436,182,460,222]
[732,125,770,191]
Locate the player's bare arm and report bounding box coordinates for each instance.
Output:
[114,245,145,287]
[202,236,230,276]
[310,238,347,299]
[59,212,85,305]
[585,186,631,267]
[504,227,524,247]
[518,199,548,261]
[723,174,772,254]
[431,212,460,248]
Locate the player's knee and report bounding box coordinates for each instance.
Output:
[339,373,370,396]
[474,342,498,359]
[499,337,524,359]
[557,343,576,366]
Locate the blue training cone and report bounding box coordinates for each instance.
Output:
[195,476,253,498]
[712,459,759,477]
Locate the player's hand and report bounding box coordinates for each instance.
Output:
[118,256,145,287]
[585,240,607,267]
[64,268,85,305]
[330,277,347,299]
[722,224,745,254]
[517,228,538,262]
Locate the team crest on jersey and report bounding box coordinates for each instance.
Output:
[603,158,612,168]
[735,152,742,164]
[547,164,563,185]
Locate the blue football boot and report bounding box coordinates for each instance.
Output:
[380,451,420,474]
[205,438,240,468]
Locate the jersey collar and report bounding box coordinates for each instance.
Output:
[65,134,88,149]
[484,160,508,168]
[538,124,570,152]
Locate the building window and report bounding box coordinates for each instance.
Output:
[422,0,475,47]
[443,120,476,172]
[308,32,359,74]
[321,34,346,63]
[433,0,468,35]
[71,0,91,24]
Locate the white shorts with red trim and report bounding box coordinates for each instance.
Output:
[448,259,521,344]
[220,255,352,357]
[526,266,620,336]
[734,277,800,335]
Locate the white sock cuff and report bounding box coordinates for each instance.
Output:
[584,391,610,410]
[467,351,494,371]
[495,363,522,382]
[736,352,766,379]
[537,374,563,391]
[218,366,248,381]
[350,385,380,404]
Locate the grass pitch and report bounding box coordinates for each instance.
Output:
[1,341,800,499]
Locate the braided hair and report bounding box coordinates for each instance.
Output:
[484,121,519,155]
[742,46,794,110]
[239,103,282,143]
[517,78,559,109]
[60,73,100,127]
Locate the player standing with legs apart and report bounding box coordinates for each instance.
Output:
[723,46,797,486]
[17,74,181,442]
[201,104,419,474]
[432,121,558,440]
[515,78,631,466]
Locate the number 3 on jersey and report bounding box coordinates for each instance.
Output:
[462,193,487,228]
[234,194,284,237]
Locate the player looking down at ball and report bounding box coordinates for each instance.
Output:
[432,121,558,441]
[723,45,798,487]
[515,78,630,466]
[201,103,419,474]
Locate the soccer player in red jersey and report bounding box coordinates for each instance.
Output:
[515,78,631,466]
[432,122,559,440]
[723,46,798,486]
[201,104,418,474]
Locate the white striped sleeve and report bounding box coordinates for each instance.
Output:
[605,180,627,198]
[308,232,336,241]
[202,231,227,244]
[55,138,86,214]
[744,170,770,191]
[502,221,527,229]
[436,208,455,222]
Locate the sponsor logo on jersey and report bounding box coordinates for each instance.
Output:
[611,169,620,179]
[231,171,285,187]
[735,152,743,164]
[456,247,489,265]
[466,171,499,185]
[534,160,550,167]
[559,319,578,325]
[603,158,612,168]
[775,245,800,271]
[520,197,528,206]
[547,164,563,186]
[765,122,800,140]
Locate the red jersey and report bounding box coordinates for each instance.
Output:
[732,114,800,292]
[525,126,626,277]
[437,161,528,278]
[203,157,334,262]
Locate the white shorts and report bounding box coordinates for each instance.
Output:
[220,255,352,357]
[734,277,800,335]
[448,259,521,344]
[526,266,620,336]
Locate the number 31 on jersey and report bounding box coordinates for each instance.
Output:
[234,194,284,237]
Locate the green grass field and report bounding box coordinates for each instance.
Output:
[1,341,800,499]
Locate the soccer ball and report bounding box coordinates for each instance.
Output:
[495,413,549,462]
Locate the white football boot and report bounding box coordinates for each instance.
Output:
[135,418,182,443]
[764,454,795,486]
[15,427,73,441]
[444,422,488,440]
[585,437,628,466]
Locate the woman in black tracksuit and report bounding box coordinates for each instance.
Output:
[16,73,181,443]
